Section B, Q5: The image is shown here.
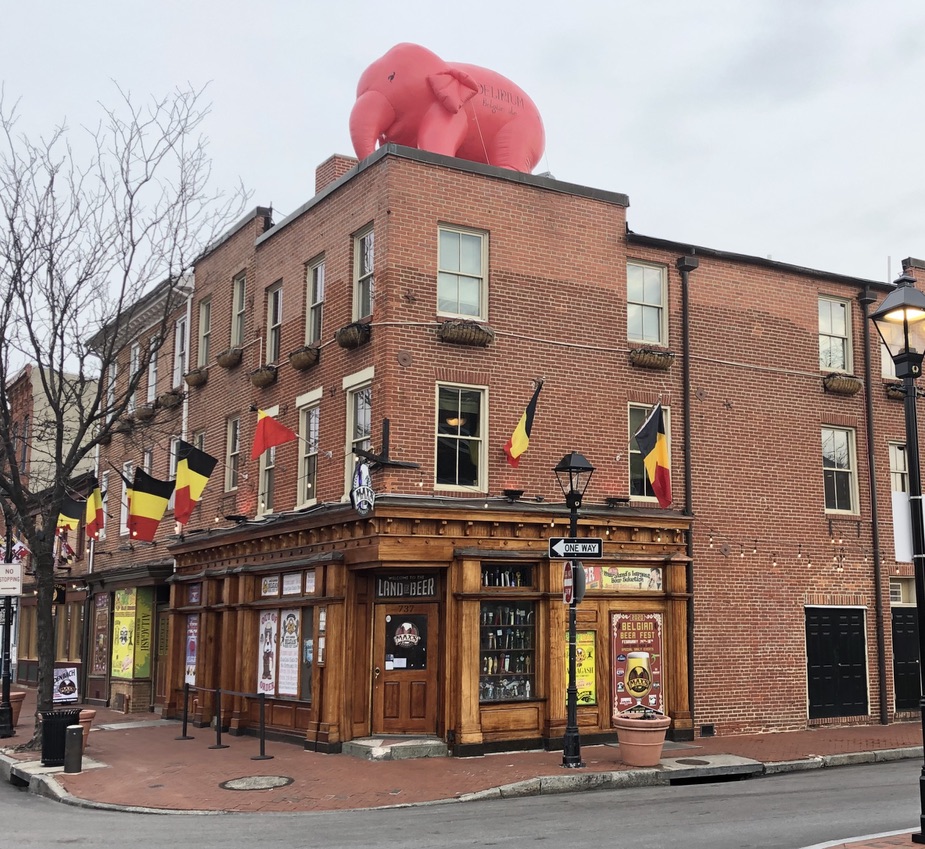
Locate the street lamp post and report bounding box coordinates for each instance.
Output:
[553,451,595,769]
[0,519,14,738]
[870,272,925,844]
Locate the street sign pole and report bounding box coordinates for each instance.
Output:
[0,520,15,737]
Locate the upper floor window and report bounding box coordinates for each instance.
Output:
[819,296,852,373]
[231,272,247,347]
[106,362,118,421]
[19,416,28,467]
[168,436,180,511]
[354,227,374,320]
[627,262,667,345]
[225,417,241,491]
[198,298,212,367]
[343,367,373,493]
[119,461,132,536]
[99,471,109,540]
[259,446,277,515]
[890,442,908,493]
[438,227,486,319]
[628,403,670,500]
[436,384,484,490]
[266,281,283,364]
[298,392,321,506]
[306,259,325,345]
[173,317,188,387]
[822,426,857,513]
[881,342,898,380]
[128,342,140,413]
[147,338,159,403]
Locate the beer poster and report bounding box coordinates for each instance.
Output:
[277,609,300,696]
[111,588,137,679]
[184,614,199,685]
[91,593,110,676]
[611,612,664,715]
[584,566,663,591]
[257,610,279,695]
[565,630,597,705]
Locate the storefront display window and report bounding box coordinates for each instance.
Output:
[479,600,535,702]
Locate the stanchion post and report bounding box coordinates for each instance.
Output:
[208,687,229,749]
[175,682,194,740]
[251,691,273,761]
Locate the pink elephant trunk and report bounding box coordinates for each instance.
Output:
[349,90,397,160]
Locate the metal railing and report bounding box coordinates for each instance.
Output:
[175,682,273,760]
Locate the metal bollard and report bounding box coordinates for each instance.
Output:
[63,725,83,774]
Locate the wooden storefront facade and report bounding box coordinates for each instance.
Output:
[167,498,692,753]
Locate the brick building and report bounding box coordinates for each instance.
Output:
[23,144,921,752]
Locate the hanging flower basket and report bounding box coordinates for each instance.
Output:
[135,403,156,422]
[436,319,496,347]
[629,347,675,370]
[613,708,671,767]
[335,321,371,349]
[249,364,278,388]
[113,416,134,435]
[822,372,862,396]
[885,382,906,401]
[288,345,321,371]
[157,388,184,410]
[184,366,209,388]
[216,347,243,369]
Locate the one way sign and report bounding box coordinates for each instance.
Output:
[548,537,603,559]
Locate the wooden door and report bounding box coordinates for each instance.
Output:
[372,603,438,734]
[153,608,170,706]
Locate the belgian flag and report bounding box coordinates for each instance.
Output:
[503,382,543,468]
[634,401,672,508]
[174,440,218,525]
[128,468,175,542]
[85,480,104,540]
[56,494,83,535]
[250,408,297,461]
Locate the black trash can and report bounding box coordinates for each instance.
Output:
[40,709,81,766]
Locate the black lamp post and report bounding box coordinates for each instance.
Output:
[0,519,14,738]
[870,272,925,844]
[553,451,595,768]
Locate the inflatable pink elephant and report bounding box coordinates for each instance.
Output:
[350,43,545,173]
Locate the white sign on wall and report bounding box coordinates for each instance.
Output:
[0,562,22,597]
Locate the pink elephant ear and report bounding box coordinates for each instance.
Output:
[427,68,479,113]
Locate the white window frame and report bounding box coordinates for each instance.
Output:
[142,448,153,474]
[99,471,109,540]
[296,388,322,507]
[627,261,667,346]
[231,272,247,347]
[106,362,117,421]
[435,382,487,492]
[225,416,241,492]
[628,402,671,501]
[343,367,374,495]
[173,316,188,387]
[198,298,212,368]
[128,342,140,414]
[257,404,281,515]
[890,442,909,493]
[306,258,325,345]
[119,461,133,536]
[168,436,180,511]
[819,296,852,373]
[353,226,374,320]
[266,281,283,364]
[147,338,159,404]
[437,225,487,320]
[822,426,858,513]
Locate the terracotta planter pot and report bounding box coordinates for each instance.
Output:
[9,691,25,727]
[613,712,671,767]
[79,708,96,752]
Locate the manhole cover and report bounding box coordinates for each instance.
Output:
[220,775,294,791]
[675,758,711,766]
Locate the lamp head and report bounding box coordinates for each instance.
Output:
[870,273,925,379]
[553,452,595,509]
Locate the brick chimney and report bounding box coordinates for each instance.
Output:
[316,154,359,194]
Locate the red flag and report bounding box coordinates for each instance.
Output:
[251,409,297,461]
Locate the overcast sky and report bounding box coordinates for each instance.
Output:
[4,1,924,283]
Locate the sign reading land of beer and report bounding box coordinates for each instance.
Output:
[375,574,437,598]
[277,608,300,695]
[584,566,663,591]
[110,587,153,679]
[566,630,596,705]
[611,612,663,714]
[91,593,110,676]
[184,614,199,685]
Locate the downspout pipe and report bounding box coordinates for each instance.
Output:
[677,254,699,739]
[859,285,889,724]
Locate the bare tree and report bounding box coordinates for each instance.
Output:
[0,84,247,744]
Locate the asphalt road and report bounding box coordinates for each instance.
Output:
[0,760,919,849]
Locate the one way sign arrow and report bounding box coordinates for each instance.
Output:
[548,537,603,559]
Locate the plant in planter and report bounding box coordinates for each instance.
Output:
[886,382,906,400]
[335,321,371,349]
[215,346,243,369]
[288,345,321,371]
[157,388,184,410]
[822,372,863,396]
[184,366,209,388]
[436,319,496,347]
[135,403,156,422]
[613,707,671,767]
[249,364,278,388]
[629,347,675,371]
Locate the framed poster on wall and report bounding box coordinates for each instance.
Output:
[611,611,664,715]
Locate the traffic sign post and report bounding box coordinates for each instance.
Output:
[548,537,603,559]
